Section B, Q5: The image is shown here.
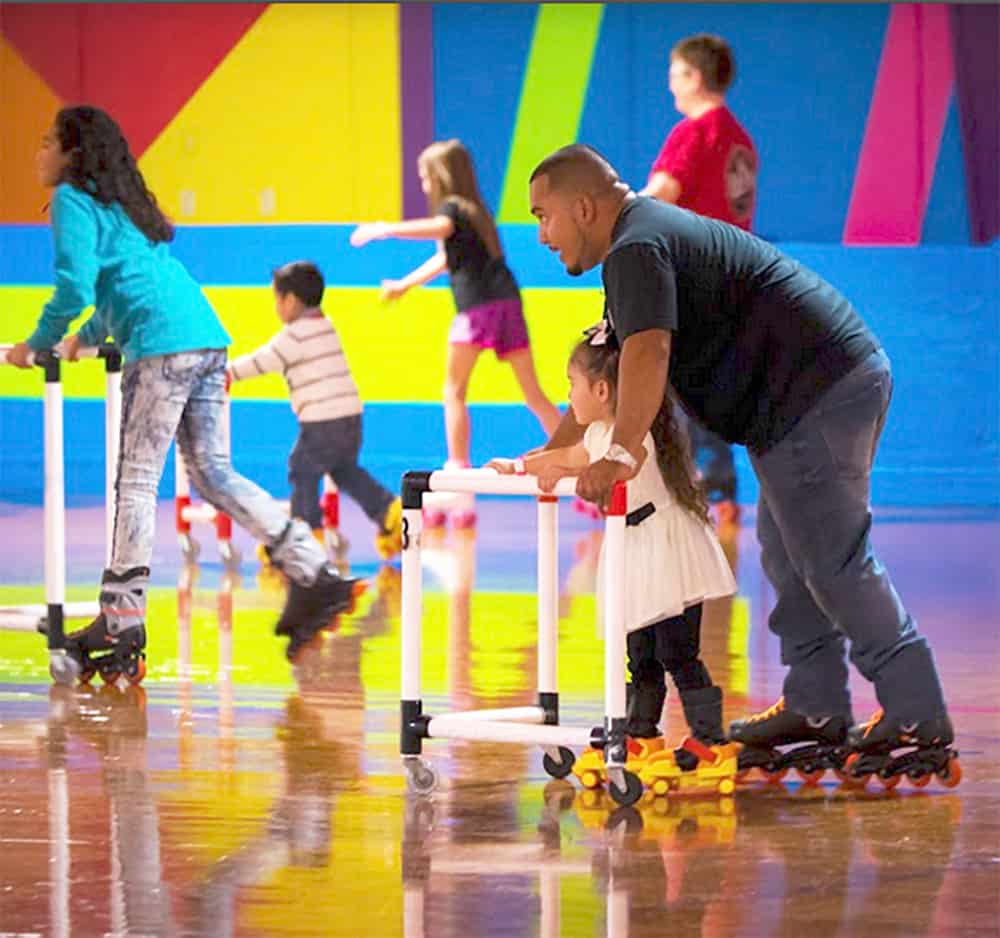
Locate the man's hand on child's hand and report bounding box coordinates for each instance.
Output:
[380,279,409,302]
[350,222,389,247]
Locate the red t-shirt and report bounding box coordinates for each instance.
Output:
[649,106,757,230]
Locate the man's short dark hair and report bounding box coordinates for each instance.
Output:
[272,260,325,307]
[530,144,620,194]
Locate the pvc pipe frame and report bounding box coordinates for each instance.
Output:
[401,468,628,764]
[0,346,120,643]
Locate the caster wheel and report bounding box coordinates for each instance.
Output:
[542,746,576,780]
[48,651,80,687]
[404,758,439,796]
[608,770,643,807]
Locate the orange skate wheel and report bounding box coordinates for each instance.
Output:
[908,772,930,788]
[842,753,871,787]
[938,757,962,788]
[126,658,146,685]
[879,773,900,791]
[796,767,824,785]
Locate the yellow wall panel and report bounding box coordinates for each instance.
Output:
[138,4,400,224]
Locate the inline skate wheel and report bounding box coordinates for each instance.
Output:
[938,757,962,788]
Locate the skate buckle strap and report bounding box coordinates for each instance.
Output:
[626,502,655,527]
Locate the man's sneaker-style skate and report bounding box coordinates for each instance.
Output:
[843,710,961,790]
[63,566,149,685]
[729,697,850,784]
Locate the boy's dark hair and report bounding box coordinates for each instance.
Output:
[672,34,735,94]
[272,260,325,307]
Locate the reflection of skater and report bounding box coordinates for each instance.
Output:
[7,106,359,675]
[189,695,361,936]
[47,685,179,936]
[228,260,402,560]
[642,34,759,521]
[490,330,735,761]
[351,139,561,526]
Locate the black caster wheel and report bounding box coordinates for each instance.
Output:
[608,769,643,807]
[404,757,439,796]
[543,746,576,780]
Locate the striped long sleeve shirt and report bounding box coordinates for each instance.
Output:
[229,312,362,423]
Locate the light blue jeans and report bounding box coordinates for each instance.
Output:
[111,349,326,584]
[750,349,947,722]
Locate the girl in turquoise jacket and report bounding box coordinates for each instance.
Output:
[8,107,358,679]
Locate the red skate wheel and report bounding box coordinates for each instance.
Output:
[938,757,962,788]
[842,753,871,786]
[879,773,900,791]
[764,767,787,784]
[78,667,96,685]
[100,669,121,686]
[796,767,824,785]
[908,772,930,788]
[126,658,146,685]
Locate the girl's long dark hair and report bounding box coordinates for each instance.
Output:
[54,106,173,243]
[418,139,503,258]
[571,336,709,524]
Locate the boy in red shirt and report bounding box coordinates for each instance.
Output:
[643,34,758,519]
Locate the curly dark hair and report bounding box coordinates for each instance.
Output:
[571,334,709,524]
[54,106,173,243]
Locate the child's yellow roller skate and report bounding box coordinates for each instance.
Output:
[640,686,737,797]
[573,736,667,791]
[639,737,739,797]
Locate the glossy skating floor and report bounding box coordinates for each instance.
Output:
[1,498,998,937]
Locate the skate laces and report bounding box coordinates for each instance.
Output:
[859,709,885,737]
[746,697,785,725]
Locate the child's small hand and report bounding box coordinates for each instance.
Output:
[485,458,517,474]
[4,341,34,369]
[380,279,409,302]
[537,466,567,493]
[57,334,82,362]
[350,222,389,247]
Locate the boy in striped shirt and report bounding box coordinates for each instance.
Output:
[228,261,402,558]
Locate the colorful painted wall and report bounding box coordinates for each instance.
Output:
[1,3,998,507]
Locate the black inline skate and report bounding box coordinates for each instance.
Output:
[729,697,850,784]
[843,710,960,790]
[275,563,365,662]
[63,566,149,685]
[267,520,366,661]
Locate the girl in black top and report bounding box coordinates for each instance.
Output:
[351,139,561,523]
